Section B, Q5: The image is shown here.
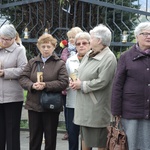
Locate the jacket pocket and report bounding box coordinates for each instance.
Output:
[89,92,98,104]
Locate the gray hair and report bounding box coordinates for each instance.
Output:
[134,22,150,37]
[90,24,111,46]
[0,24,17,38]
[75,32,90,43]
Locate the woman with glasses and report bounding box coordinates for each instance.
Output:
[65,32,91,150]
[70,24,117,150]
[60,27,83,141]
[0,24,27,150]
[111,22,150,150]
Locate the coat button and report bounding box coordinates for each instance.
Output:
[148,84,150,86]
[147,68,149,71]
[146,115,149,118]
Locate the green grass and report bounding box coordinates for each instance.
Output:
[20,120,29,129]
[23,90,27,103]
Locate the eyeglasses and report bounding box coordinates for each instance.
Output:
[76,42,90,46]
[139,32,150,37]
[0,37,12,42]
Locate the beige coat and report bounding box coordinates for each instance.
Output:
[74,47,117,127]
[0,42,27,103]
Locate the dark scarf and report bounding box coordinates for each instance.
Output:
[89,51,100,58]
[89,45,106,58]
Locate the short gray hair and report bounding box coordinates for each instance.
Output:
[90,24,111,46]
[134,22,150,37]
[0,24,17,38]
[75,32,90,43]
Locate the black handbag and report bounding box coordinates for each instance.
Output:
[40,91,63,111]
[37,62,63,111]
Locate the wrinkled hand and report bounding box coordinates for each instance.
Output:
[0,70,4,77]
[32,82,46,90]
[69,78,81,90]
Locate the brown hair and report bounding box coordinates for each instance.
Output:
[37,34,57,48]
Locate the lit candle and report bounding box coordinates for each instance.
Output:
[24,28,29,39]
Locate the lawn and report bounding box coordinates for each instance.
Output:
[23,90,27,103]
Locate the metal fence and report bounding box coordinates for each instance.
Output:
[0,0,150,58]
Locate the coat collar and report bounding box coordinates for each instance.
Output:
[33,52,60,62]
[68,54,80,61]
[130,44,146,61]
[4,42,19,52]
[88,47,111,61]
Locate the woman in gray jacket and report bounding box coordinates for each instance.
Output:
[0,24,27,150]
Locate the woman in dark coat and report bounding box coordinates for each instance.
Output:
[19,34,69,150]
[111,22,150,150]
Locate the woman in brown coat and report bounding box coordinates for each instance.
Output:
[19,34,69,150]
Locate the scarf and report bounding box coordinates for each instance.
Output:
[77,54,84,62]
[136,44,150,56]
[89,45,106,58]
[68,42,76,52]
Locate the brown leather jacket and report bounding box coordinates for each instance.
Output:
[19,53,69,112]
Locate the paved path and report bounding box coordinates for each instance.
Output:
[21,106,69,149]
[21,107,97,150]
[20,130,98,150]
[21,130,68,150]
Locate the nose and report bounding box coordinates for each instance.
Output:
[44,46,49,50]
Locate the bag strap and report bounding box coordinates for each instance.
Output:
[36,62,41,72]
[115,116,124,130]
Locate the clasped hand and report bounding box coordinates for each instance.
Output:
[69,78,81,90]
[32,82,45,90]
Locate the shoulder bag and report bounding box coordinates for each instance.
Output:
[106,116,128,150]
[40,91,63,111]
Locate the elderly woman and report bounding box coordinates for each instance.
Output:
[61,27,83,62]
[60,26,82,140]
[19,34,69,150]
[0,24,27,150]
[111,22,150,150]
[66,32,91,150]
[70,24,117,150]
